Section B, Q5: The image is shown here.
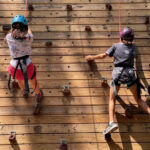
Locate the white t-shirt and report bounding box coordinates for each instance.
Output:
[6,33,33,68]
[6,33,33,59]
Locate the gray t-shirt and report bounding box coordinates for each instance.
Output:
[106,43,137,83]
[106,43,137,67]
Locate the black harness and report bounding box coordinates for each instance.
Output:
[111,66,146,101]
[8,55,36,94]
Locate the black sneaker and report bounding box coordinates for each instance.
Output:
[33,89,43,115]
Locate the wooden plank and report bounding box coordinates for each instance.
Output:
[0,104,146,115]
[0,123,150,134]
[0,114,149,124]
[0,17,148,25]
[0,70,150,81]
[0,143,150,150]
[0,133,150,144]
[2,39,150,48]
[0,95,148,106]
[1,55,150,64]
[0,0,150,4]
[0,4,150,11]
[1,10,150,18]
[2,32,150,40]
[1,24,150,32]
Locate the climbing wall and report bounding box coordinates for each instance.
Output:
[0,0,150,149]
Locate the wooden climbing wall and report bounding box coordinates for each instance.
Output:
[0,0,150,149]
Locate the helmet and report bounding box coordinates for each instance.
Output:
[11,15,28,26]
[120,27,134,42]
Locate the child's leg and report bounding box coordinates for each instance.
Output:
[109,86,120,122]
[129,83,150,115]
[18,80,25,93]
[30,78,41,95]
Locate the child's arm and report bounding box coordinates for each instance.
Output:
[28,26,32,34]
[85,53,108,61]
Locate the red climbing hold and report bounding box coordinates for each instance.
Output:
[85,26,92,32]
[66,4,72,11]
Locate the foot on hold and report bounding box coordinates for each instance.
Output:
[33,89,43,115]
[103,122,118,135]
[23,91,29,98]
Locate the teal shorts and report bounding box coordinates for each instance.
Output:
[110,80,137,89]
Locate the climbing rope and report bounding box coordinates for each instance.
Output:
[25,0,28,17]
[118,0,122,41]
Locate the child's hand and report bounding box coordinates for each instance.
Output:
[85,55,94,61]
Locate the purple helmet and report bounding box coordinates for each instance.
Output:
[120,27,134,42]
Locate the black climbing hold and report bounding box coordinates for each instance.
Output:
[106,3,112,11]
[45,41,53,47]
[105,133,111,141]
[145,16,149,24]
[2,24,11,32]
[28,4,34,11]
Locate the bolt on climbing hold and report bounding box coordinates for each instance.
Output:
[145,16,149,24]
[28,4,34,11]
[63,85,70,96]
[2,24,11,33]
[105,3,112,11]
[100,77,108,88]
[9,131,16,143]
[66,4,72,11]
[45,41,53,47]
[85,26,92,32]
[60,139,68,150]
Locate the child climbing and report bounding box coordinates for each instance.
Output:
[5,15,43,115]
[85,27,150,135]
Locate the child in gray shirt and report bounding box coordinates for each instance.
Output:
[86,27,150,135]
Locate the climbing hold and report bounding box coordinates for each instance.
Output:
[28,4,34,11]
[66,4,72,11]
[106,3,112,11]
[145,16,149,24]
[87,59,94,66]
[63,85,70,96]
[2,24,11,33]
[105,133,111,141]
[45,41,53,47]
[12,80,19,89]
[85,26,92,32]
[100,77,109,88]
[60,139,68,150]
[9,131,16,143]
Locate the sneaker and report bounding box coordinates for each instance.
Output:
[103,122,118,135]
[33,89,43,115]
